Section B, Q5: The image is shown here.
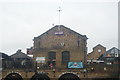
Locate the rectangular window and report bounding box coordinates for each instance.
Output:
[62,51,70,64]
[38,42,40,48]
[48,52,56,60]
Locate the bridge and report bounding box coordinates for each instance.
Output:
[1,64,119,80]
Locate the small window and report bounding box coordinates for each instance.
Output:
[48,52,56,60]
[77,40,80,47]
[38,42,40,48]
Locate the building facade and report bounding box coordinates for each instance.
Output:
[98,47,120,63]
[10,50,33,69]
[0,52,12,69]
[33,25,88,69]
[2,25,119,80]
[87,44,106,61]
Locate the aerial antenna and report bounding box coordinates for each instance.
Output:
[57,6,62,30]
[58,6,62,25]
[57,0,62,30]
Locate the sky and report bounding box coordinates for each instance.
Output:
[0,0,119,55]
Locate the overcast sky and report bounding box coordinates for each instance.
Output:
[0,0,119,55]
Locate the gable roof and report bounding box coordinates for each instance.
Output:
[10,50,31,59]
[107,47,120,53]
[93,44,106,49]
[0,52,11,59]
[98,47,120,60]
[33,25,88,41]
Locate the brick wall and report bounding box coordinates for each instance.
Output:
[33,25,87,68]
[87,44,106,60]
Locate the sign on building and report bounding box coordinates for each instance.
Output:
[36,57,45,63]
[27,47,33,55]
[55,31,64,35]
[68,62,83,68]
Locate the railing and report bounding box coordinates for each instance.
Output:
[2,59,120,73]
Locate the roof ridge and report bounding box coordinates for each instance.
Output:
[33,25,88,40]
[93,44,106,49]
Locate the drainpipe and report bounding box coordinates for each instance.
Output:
[83,47,88,78]
[35,61,37,74]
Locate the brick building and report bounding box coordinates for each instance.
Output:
[33,25,88,69]
[87,44,106,61]
[2,25,119,80]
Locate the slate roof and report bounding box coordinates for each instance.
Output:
[33,25,88,40]
[107,47,120,53]
[93,44,106,49]
[0,52,10,59]
[98,47,120,60]
[10,50,31,59]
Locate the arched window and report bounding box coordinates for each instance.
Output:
[62,51,70,64]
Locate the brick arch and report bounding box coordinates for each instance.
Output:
[58,73,80,80]
[30,73,50,80]
[62,51,70,53]
[4,73,23,80]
